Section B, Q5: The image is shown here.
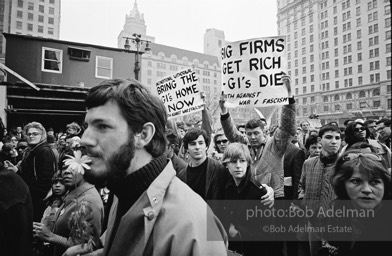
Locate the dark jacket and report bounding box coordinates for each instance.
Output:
[0,168,33,256]
[283,143,306,200]
[321,200,392,256]
[221,100,297,198]
[19,141,57,221]
[221,170,272,255]
[170,153,188,173]
[178,157,229,201]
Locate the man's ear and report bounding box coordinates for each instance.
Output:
[135,122,155,149]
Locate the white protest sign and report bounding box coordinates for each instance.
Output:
[155,68,204,119]
[221,36,288,108]
[308,119,322,129]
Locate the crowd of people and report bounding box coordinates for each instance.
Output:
[0,75,391,256]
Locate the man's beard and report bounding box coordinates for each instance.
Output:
[83,135,135,189]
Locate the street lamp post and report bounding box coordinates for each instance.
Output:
[124,34,151,81]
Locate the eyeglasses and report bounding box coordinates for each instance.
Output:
[216,139,229,144]
[26,132,42,137]
[354,127,366,132]
[342,152,382,162]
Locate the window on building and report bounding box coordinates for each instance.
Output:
[323,96,329,102]
[358,76,363,85]
[358,52,362,61]
[16,21,22,30]
[28,13,33,20]
[48,17,54,24]
[324,106,329,112]
[49,7,55,15]
[17,10,23,18]
[42,47,62,73]
[28,2,34,10]
[346,92,352,100]
[96,56,113,79]
[372,88,380,96]
[27,23,33,31]
[39,5,44,13]
[17,0,23,8]
[386,17,391,27]
[359,90,366,98]
[38,25,43,33]
[357,18,361,26]
[48,27,54,35]
[38,15,44,22]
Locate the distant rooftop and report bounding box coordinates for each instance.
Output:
[149,42,220,67]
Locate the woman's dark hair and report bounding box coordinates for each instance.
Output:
[344,122,370,148]
[58,146,87,172]
[213,132,227,153]
[331,149,391,200]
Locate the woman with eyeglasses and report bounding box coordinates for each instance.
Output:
[318,149,392,256]
[341,121,391,170]
[5,122,58,222]
[211,132,230,162]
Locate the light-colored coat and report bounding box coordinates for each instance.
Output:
[102,161,228,256]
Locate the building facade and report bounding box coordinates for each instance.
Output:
[277,0,391,125]
[1,33,138,131]
[116,1,260,129]
[0,0,61,60]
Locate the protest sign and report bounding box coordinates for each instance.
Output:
[308,119,322,129]
[221,36,288,108]
[155,68,204,119]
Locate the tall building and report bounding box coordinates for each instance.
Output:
[277,0,391,125]
[0,0,61,61]
[117,1,259,128]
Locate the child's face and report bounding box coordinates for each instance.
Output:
[52,179,67,197]
[308,143,322,157]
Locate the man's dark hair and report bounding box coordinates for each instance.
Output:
[182,128,210,150]
[165,129,179,146]
[237,124,246,130]
[304,135,319,150]
[318,124,341,138]
[328,121,339,126]
[376,118,391,127]
[245,118,264,130]
[364,119,376,126]
[85,78,167,157]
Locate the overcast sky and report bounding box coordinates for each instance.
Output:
[60,0,278,53]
